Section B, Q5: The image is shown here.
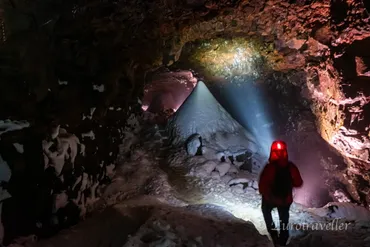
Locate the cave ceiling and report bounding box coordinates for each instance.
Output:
[1,0,370,205]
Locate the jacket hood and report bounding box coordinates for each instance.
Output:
[269,140,288,163]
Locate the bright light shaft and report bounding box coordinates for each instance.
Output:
[221,79,275,156]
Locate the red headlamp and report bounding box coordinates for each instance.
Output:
[276,142,282,150]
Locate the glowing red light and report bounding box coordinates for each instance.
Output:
[277,143,282,150]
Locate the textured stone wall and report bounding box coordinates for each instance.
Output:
[1,0,370,242]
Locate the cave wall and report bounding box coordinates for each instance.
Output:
[0,0,370,242]
[160,0,370,206]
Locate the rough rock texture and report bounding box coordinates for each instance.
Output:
[1,0,370,242]
[143,70,197,112]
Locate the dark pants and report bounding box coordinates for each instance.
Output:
[261,198,291,244]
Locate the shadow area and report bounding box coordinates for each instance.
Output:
[33,205,151,247]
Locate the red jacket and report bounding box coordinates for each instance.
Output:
[258,161,303,205]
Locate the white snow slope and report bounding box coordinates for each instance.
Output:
[167,81,258,154]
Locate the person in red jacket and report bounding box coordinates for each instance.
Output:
[259,140,303,246]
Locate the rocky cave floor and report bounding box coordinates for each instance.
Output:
[8,115,368,247]
[2,0,370,246]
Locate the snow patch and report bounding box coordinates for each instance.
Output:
[227,165,238,174]
[0,120,30,137]
[0,156,11,198]
[0,155,11,182]
[167,81,258,155]
[215,162,230,176]
[221,175,233,184]
[210,171,220,179]
[58,79,68,85]
[251,180,259,190]
[309,202,370,221]
[12,143,24,154]
[228,178,250,186]
[82,107,96,120]
[93,84,105,92]
[81,130,95,140]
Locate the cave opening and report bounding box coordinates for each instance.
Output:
[142,37,336,208]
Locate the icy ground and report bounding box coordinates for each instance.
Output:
[15,121,370,247]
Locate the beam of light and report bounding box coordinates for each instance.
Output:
[214,79,275,157]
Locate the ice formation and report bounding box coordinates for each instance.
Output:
[167,81,258,155]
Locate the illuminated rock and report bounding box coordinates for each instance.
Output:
[211,171,221,179]
[227,165,238,174]
[186,134,202,156]
[216,162,231,176]
[355,57,370,76]
[221,175,233,183]
[194,160,218,177]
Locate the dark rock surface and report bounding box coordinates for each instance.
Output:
[0,0,370,244]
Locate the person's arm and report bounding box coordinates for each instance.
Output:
[290,163,303,187]
[258,163,274,196]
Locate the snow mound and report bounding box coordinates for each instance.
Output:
[167,81,258,154]
[308,202,370,221]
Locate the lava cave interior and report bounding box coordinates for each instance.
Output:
[0,0,370,247]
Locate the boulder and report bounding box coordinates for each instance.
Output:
[194,160,218,176]
[221,175,233,184]
[231,184,244,194]
[199,160,218,174]
[215,162,231,176]
[211,171,220,179]
[186,134,202,156]
[228,178,250,187]
[227,165,239,174]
